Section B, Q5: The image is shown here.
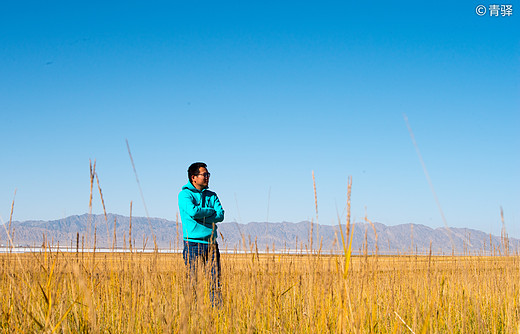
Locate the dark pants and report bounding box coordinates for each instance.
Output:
[182,240,221,305]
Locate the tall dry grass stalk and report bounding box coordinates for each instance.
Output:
[404,114,454,251]
[125,139,156,250]
[112,217,117,251]
[95,171,110,246]
[88,159,96,247]
[129,201,133,253]
[365,211,378,257]
[500,206,510,256]
[338,176,354,276]
[7,189,16,250]
[312,170,318,253]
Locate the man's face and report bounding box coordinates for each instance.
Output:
[191,167,210,190]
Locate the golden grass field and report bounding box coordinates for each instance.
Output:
[2,171,518,332]
[1,248,519,333]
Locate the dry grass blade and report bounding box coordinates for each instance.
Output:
[125,139,156,248]
[37,282,49,306]
[44,257,58,328]
[51,299,79,333]
[500,206,509,255]
[344,176,354,275]
[403,114,453,251]
[113,217,117,251]
[89,160,95,211]
[129,201,133,252]
[395,311,415,333]
[88,159,96,246]
[365,210,378,256]
[344,223,354,279]
[279,284,295,297]
[95,171,111,246]
[312,171,318,252]
[20,303,44,330]
[338,176,354,277]
[8,189,16,248]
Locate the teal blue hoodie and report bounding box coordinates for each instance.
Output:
[178,182,224,244]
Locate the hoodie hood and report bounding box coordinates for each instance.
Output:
[182,182,208,192]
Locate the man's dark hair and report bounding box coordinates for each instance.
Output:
[188,162,207,184]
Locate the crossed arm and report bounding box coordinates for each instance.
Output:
[179,192,224,224]
[203,195,224,224]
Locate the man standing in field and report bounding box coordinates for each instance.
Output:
[178,162,224,304]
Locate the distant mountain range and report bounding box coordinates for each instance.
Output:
[1,213,517,255]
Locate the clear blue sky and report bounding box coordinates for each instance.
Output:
[1,1,518,237]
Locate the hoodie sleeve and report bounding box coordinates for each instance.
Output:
[212,194,224,223]
[178,190,215,219]
[203,194,225,224]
